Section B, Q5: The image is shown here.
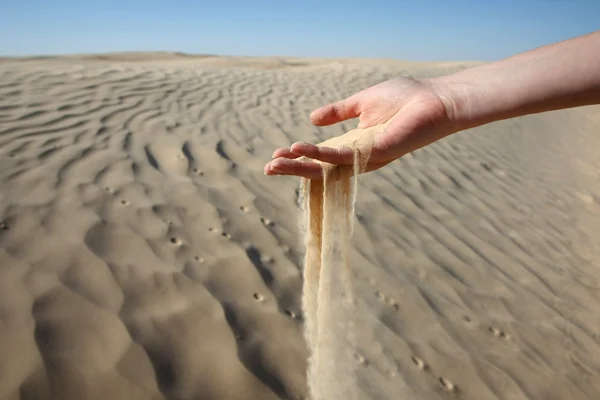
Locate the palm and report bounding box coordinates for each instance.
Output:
[354,78,435,128]
[264,77,451,179]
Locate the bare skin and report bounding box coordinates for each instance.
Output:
[264,30,600,180]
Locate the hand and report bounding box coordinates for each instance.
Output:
[264,76,456,179]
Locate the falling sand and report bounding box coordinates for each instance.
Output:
[299,123,387,400]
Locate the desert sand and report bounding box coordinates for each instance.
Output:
[0,52,599,400]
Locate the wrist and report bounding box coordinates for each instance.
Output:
[428,70,523,133]
[425,76,475,134]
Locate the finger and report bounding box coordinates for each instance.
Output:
[265,158,323,179]
[264,157,392,179]
[309,96,360,126]
[272,147,301,159]
[289,142,355,165]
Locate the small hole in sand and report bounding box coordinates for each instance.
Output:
[488,326,501,336]
[411,356,426,370]
[170,237,182,246]
[240,205,250,212]
[194,256,204,263]
[284,310,296,318]
[121,200,130,206]
[260,217,274,227]
[353,353,367,365]
[0,222,9,230]
[439,377,456,392]
[193,168,204,176]
[253,293,265,302]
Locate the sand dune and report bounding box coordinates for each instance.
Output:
[0,53,599,400]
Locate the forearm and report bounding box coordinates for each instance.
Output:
[431,30,600,132]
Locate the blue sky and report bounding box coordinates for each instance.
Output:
[1,0,598,61]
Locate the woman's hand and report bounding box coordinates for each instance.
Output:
[264,76,456,179]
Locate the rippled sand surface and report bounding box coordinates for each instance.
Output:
[0,53,599,400]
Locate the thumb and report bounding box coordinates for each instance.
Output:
[309,95,360,126]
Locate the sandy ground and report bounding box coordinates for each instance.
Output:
[0,52,599,400]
